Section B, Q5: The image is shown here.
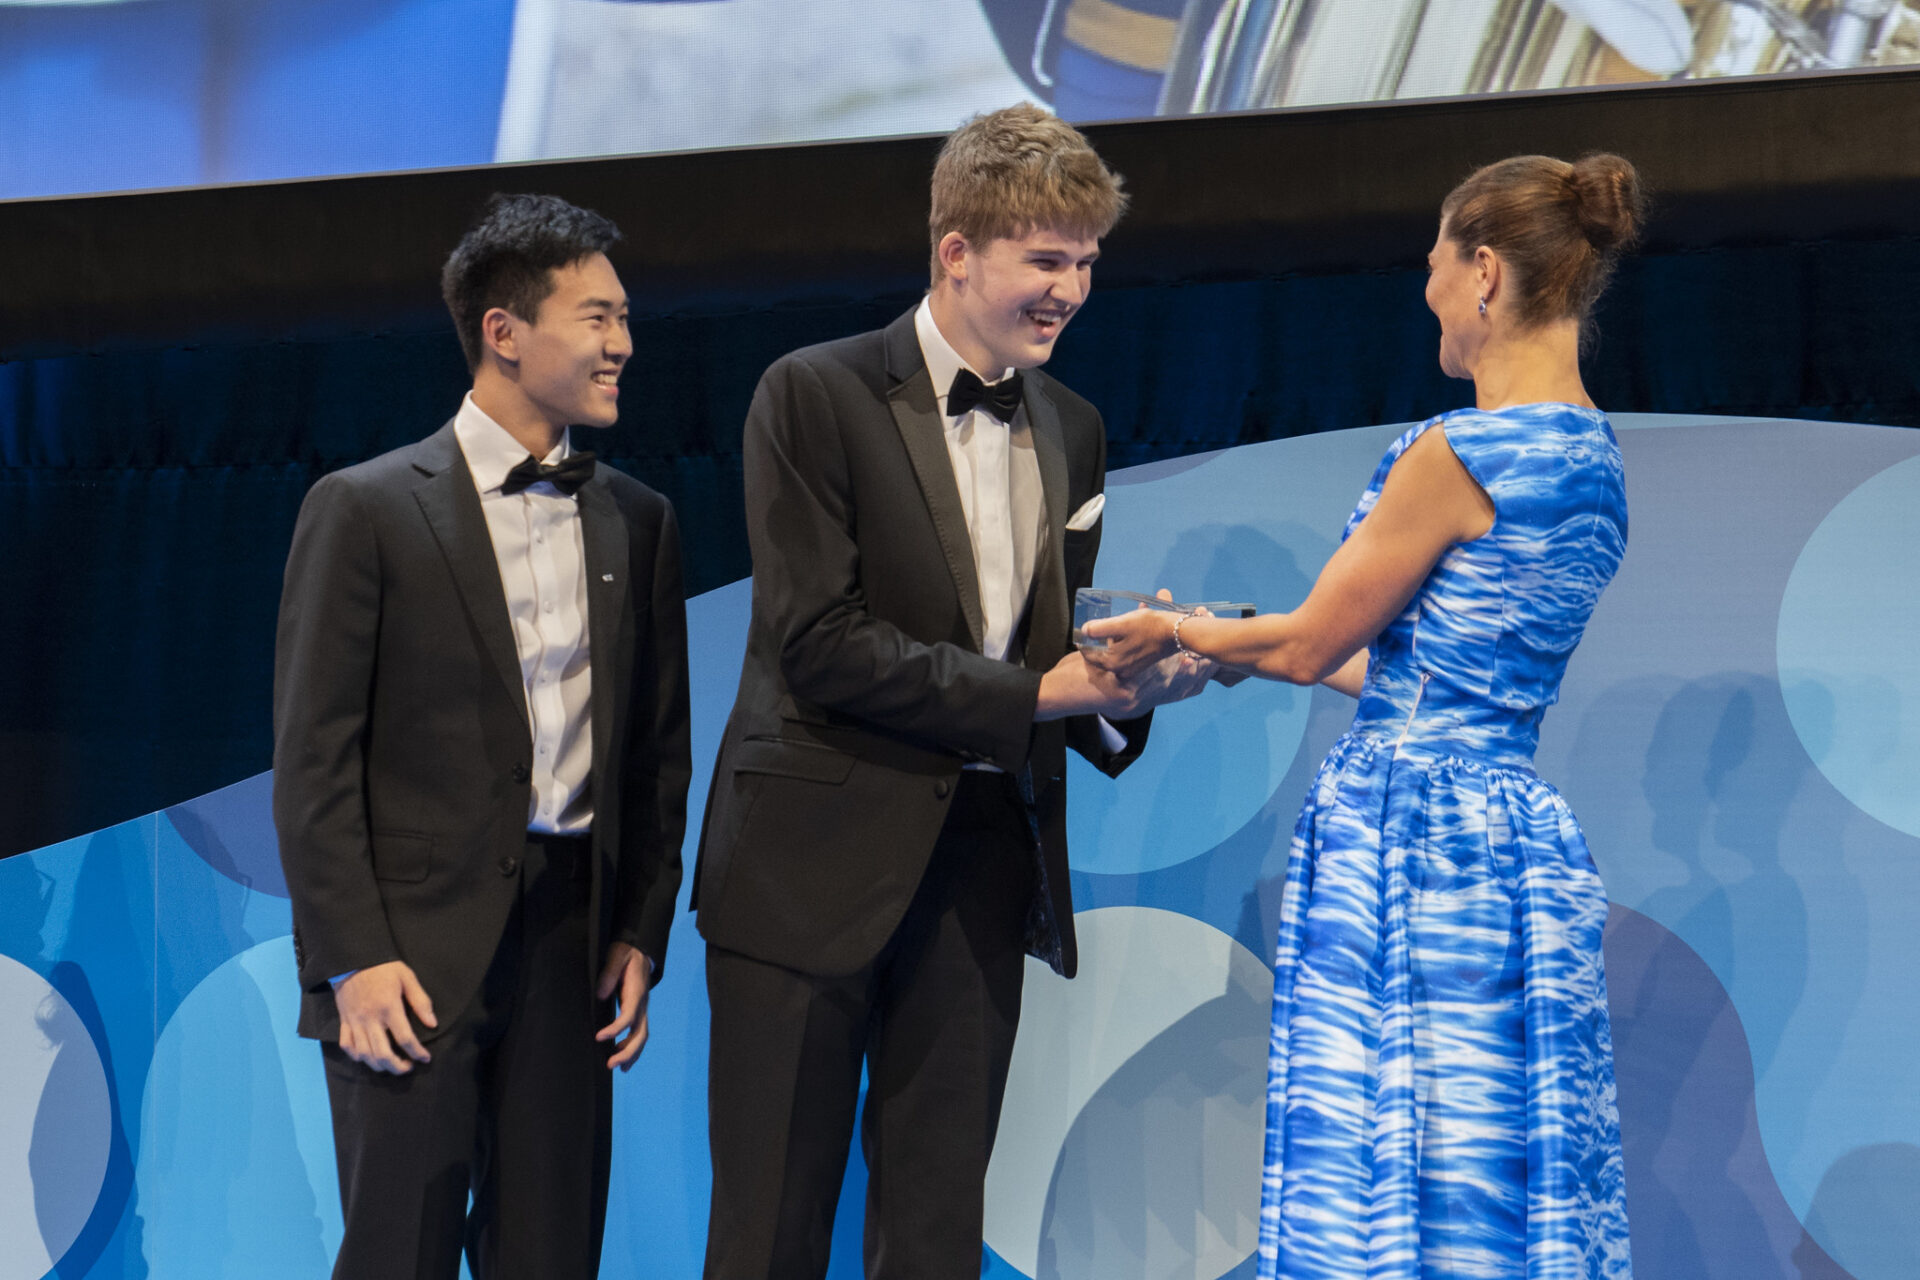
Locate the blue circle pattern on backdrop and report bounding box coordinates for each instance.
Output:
[0,954,113,1280]
[983,907,1271,1279]
[135,939,341,1276]
[1777,453,1920,839]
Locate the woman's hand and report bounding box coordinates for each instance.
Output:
[1081,592,1182,680]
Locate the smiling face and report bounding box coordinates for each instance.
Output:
[933,225,1100,373]
[492,251,631,432]
[1425,223,1489,381]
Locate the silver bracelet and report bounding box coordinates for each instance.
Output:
[1172,610,1201,659]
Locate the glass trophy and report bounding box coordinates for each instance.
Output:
[1073,588,1256,651]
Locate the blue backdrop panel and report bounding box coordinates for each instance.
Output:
[2,414,1916,1279]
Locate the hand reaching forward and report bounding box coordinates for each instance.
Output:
[1081,589,1185,680]
[1037,616,1216,722]
[335,960,437,1074]
[595,941,655,1071]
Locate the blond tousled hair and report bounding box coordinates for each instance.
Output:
[928,103,1129,286]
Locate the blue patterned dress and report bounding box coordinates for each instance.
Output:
[1257,404,1633,1280]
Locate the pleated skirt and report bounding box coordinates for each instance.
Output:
[1256,730,1632,1280]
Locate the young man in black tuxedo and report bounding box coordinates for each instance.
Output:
[693,104,1208,1278]
[273,193,691,1279]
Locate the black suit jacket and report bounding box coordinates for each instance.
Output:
[273,421,691,1042]
[693,308,1145,981]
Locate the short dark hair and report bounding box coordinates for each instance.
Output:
[441,193,622,370]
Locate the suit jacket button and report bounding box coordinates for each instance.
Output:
[498,855,520,877]
[511,763,531,783]
[935,779,951,798]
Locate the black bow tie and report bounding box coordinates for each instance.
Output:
[946,368,1024,424]
[500,450,597,496]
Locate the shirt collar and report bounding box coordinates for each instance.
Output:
[452,393,571,494]
[915,296,1017,422]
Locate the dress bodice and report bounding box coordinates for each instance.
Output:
[1347,404,1628,764]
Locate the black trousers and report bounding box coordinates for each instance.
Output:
[704,771,1038,1280]
[322,833,613,1280]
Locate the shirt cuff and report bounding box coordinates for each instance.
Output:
[329,970,357,988]
[1096,715,1127,754]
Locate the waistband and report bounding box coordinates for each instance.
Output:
[520,831,593,883]
[1350,668,1543,770]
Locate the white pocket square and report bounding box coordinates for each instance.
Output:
[1065,493,1105,531]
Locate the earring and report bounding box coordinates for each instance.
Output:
[1477,296,1488,316]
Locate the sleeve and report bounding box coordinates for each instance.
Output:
[271,473,402,990]
[1067,709,1150,776]
[745,354,1043,768]
[614,499,692,982]
[1434,410,1511,508]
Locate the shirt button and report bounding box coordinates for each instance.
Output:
[935,779,951,798]
[498,855,520,877]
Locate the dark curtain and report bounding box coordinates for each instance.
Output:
[5,236,1918,854]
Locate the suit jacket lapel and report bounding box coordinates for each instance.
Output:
[411,422,529,734]
[577,478,630,800]
[883,310,987,651]
[1022,377,1071,670]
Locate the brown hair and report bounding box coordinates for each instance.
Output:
[928,103,1129,285]
[1440,153,1645,335]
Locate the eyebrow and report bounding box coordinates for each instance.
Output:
[577,296,628,311]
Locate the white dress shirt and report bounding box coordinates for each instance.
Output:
[914,299,1130,762]
[914,297,1042,663]
[453,394,595,835]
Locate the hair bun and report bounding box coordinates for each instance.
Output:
[1568,153,1645,252]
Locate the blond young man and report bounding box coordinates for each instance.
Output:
[691,105,1204,1278]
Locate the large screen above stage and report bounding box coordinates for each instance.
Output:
[4,0,1918,201]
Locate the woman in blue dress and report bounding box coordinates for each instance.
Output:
[1084,152,1644,1279]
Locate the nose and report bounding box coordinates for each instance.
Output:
[1052,267,1090,308]
[607,318,633,361]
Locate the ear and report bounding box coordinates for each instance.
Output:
[1473,245,1501,303]
[935,231,970,288]
[480,307,520,366]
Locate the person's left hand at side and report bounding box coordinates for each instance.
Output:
[595,941,654,1071]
